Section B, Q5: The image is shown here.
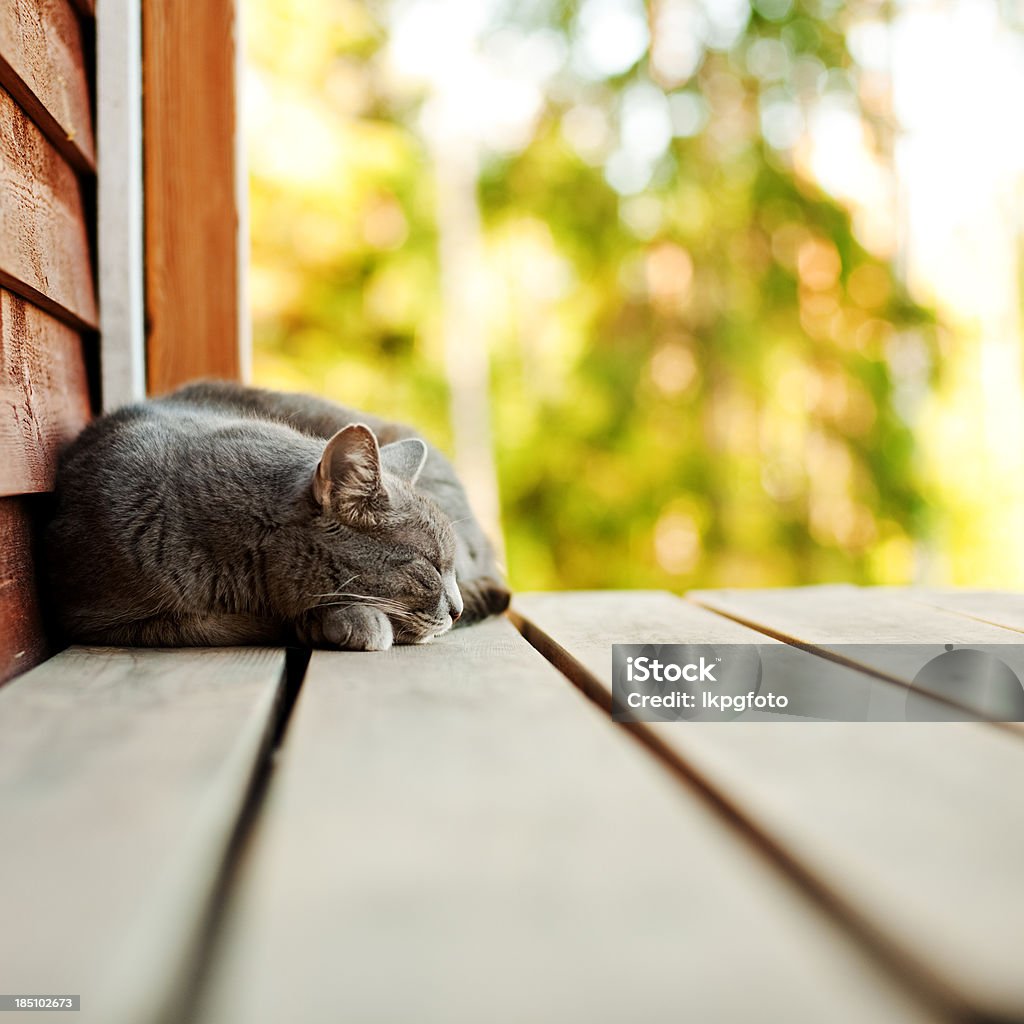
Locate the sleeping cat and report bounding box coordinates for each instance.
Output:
[46,381,510,650]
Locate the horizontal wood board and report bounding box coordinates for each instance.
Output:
[0,646,286,1024]
[690,584,1024,725]
[904,589,1024,635]
[0,0,96,170]
[0,495,48,683]
[194,616,935,1024]
[0,288,90,496]
[0,83,97,329]
[513,590,1024,1022]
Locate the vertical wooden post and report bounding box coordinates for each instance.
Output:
[98,0,146,410]
[142,0,247,394]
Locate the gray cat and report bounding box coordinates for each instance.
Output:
[46,381,510,650]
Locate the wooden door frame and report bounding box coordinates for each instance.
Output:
[97,0,248,410]
[97,0,145,410]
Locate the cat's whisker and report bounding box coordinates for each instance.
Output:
[310,591,394,604]
[309,575,363,599]
[310,595,421,624]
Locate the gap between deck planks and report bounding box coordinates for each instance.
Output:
[512,590,1024,1024]
[897,589,1024,636]
[0,646,288,1024]
[691,584,1024,729]
[192,616,938,1024]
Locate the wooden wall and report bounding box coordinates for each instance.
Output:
[0,0,245,685]
[0,0,96,683]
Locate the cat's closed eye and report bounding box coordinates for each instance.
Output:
[408,561,443,589]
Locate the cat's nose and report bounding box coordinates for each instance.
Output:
[447,583,464,622]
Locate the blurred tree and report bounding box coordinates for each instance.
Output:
[246,0,938,592]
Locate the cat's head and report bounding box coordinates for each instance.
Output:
[305,424,463,643]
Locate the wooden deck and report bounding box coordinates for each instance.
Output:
[1,586,1023,1024]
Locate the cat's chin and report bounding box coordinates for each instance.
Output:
[411,620,454,644]
[413,629,445,645]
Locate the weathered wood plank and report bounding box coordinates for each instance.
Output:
[0,84,97,330]
[689,584,1024,724]
[904,589,1024,635]
[195,617,936,1024]
[0,495,47,684]
[0,0,96,172]
[0,646,287,1024]
[513,590,1024,1024]
[689,583,1024,646]
[0,290,90,496]
[143,0,245,393]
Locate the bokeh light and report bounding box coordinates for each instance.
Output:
[245,0,1024,591]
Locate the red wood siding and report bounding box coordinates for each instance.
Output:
[0,290,90,496]
[0,84,98,329]
[0,0,96,172]
[0,0,94,684]
[0,498,49,683]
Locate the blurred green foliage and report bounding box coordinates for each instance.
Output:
[247,0,940,591]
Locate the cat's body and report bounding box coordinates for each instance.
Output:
[46,382,509,650]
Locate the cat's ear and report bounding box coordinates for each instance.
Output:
[312,424,384,512]
[380,438,428,486]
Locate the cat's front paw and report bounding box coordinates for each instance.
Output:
[296,605,394,651]
[456,576,512,625]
